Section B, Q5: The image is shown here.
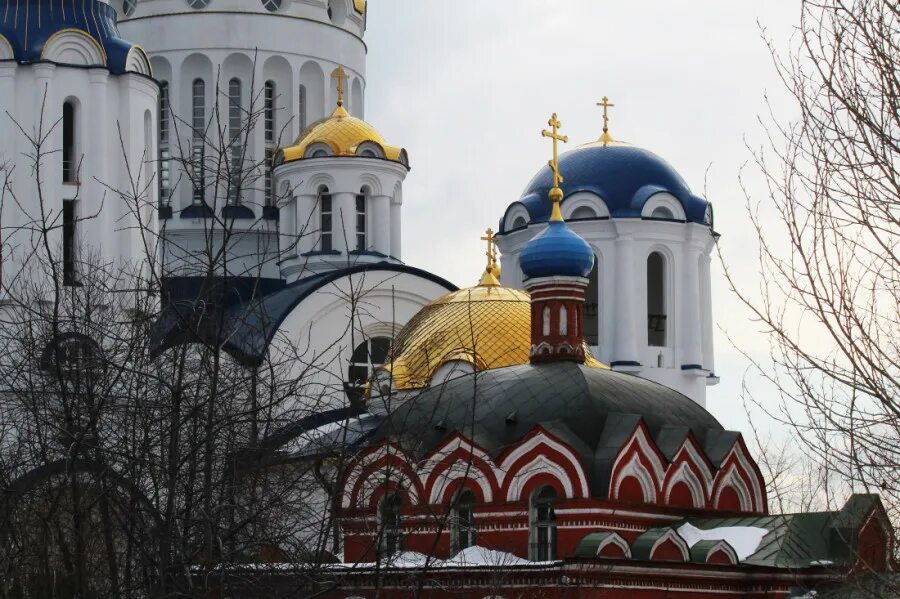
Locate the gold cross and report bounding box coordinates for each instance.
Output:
[480,227,497,269]
[331,66,349,107]
[541,113,568,190]
[478,227,501,285]
[596,96,615,141]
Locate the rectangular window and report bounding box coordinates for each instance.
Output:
[192,79,205,205]
[264,81,276,205]
[298,85,307,132]
[63,200,76,286]
[227,78,242,205]
[62,102,76,183]
[355,193,366,251]
[320,193,332,252]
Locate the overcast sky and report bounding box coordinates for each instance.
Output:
[362,1,802,435]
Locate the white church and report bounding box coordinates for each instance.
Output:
[0,0,718,410]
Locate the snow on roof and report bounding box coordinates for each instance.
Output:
[677,523,768,561]
[339,546,552,570]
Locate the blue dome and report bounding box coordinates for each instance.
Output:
[502,142,711,231]
[0,0,140,75]
[520,219,594,279]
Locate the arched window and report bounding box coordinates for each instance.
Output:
[559,305,568,335]
[570,206,596,220]
[542,306,550,336]
[355,187,367,251]
[346,336,391,405]
[227,78,242,204]
[379,492,403,556]
[647,251,667,347]
[512,216,527,229]
[452,490,476,553]
[191,78,206,205]
[264,80,276,205]
[318,186,332,251]
[584,256,599,345]
[122,0,137,16]
[651,206,674,219]
[298,84,307,131]
[158,81,171,206]
[529,486,557,561]
[261,0,281,11]
[62,101,76,183]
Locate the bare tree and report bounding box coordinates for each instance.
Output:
[721,0,898,582]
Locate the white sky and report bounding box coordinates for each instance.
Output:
[363,1,802,435]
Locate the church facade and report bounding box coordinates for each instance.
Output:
[0,2,894,598]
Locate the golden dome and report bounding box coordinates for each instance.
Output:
[382,282,606,391]
[277,105,408,166]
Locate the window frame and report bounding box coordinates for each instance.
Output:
[529,486,557,561]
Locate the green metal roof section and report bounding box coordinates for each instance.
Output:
[689,539,736,564]
[630,527,681,561]
[574,532,625,558]
[678,494,883,569]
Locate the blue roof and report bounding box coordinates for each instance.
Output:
[501,143,710,231]
[520,219,594,279]
[0,0,139,75]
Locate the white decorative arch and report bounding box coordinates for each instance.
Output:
[650,529,690,561]
[304,142,334,159]
[429,360,476,387]
[41,29,106,67]
[0,34,14,60]
[611,425,667,487]
[713,464,753,511]
[671,439,715,489]
[595,532,632,558]
[125,46,152,76]
[357,172,383,196]
[703,540,739,565]
[663,462,705,508]
[563,191,609,219]
[354,466,421,509]
[612,452,657,503]
[304,172,337,195]
[427,458,494,504]
[504,204,530,231]
[355,140,385,159]
[498,430,589,497]
[341,444,414,508]
[642,192,686,220]
[504,455,573,501]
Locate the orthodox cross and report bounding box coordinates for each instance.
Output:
[596,96,615,139]
[331,66,349,107]
[480,227,497,269]
[541,113,568,189]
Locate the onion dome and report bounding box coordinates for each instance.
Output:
[276,105,408,167]
[0,0,149,75]
[381,234,604,391]
[520,219,594,279]
[502,142,711,231]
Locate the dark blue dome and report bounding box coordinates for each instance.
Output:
[520,219,594,279]
[502,142,710,231]
[0,0,140,75]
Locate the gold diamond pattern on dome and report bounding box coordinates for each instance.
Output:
[383,285,606,391]
[279,105,406,165]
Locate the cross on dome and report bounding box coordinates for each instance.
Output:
[331,66,349,107]
[478,228,501,286]
[541,113,568,222]
[596,95,615,142]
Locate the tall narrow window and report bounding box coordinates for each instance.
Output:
[542,306,550,336]
[647,251,667,346]
[318,186,332,251]
[264,80,276,205]
[379,493,403,556]
[62,101,76,183]
[452,490,476,553]
[529,486,557,561]
[191,78,206,205]
[346,336,391,406]
[227,78,242,205]
[559,305,568,335]
[62,200,76,286]
[158,82,171,206]
[298,84,307,131]
[355,188,367,251]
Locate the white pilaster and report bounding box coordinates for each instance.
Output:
[612,232,640,368]
[390,194,402,260]
[680,241,705,369]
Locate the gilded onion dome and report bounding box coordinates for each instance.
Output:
[381,231,604,391]
[275,105,408,167]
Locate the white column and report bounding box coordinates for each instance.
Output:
[612,232,640,367]
[372,194,390,256]
[389,194,402,260]
[680,241,705,368]
[296,194,317,254]
[88,69,111,259]
[700,248,715,374]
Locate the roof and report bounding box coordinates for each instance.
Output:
[382,284,604,390]
[501,141,710,231]
[150,263,457,367]
[375,362,724,496]
[276,105,408,167]
[520,219,595,279]
[0,0,144,75]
